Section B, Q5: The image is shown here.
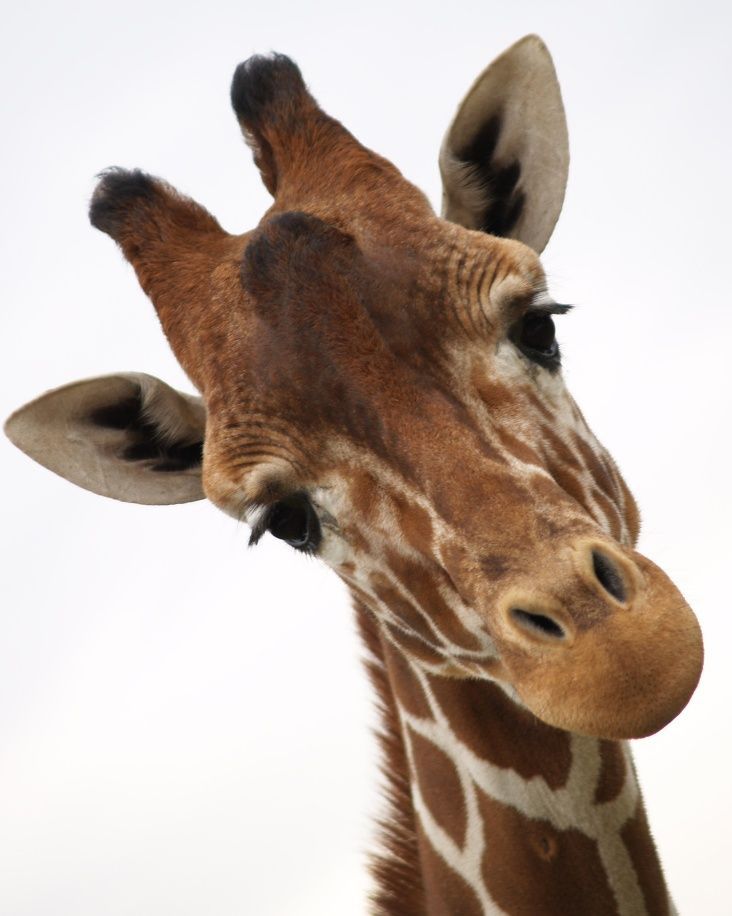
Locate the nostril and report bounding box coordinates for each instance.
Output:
[510,608,566,641]
[592,550,627,603]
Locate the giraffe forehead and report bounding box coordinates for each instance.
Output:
[214,211,547,434]
[238,208,542,349]
[201,210,610,536]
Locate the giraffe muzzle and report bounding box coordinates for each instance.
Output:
[493,542,703,740]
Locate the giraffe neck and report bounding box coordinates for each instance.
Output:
[357,605,674,916]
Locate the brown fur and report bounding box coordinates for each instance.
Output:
[425,676,574,790]
[356,604,427,916]
[8,49,703,914]
[478,791,618,915]
[594,740,628,805]
[85,63,702,910]
[621,803,672,916]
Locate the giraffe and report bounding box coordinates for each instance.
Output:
[5,35,703,915]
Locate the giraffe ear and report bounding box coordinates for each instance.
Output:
[5,373,206,505]
[439,34,569,254]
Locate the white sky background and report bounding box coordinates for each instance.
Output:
[1,1,730,913]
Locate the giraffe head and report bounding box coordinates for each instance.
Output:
[6,36,702,741]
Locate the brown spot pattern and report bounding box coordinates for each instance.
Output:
[574,434,621,504]
[478,789,618,915]
[471,373,515,413]
[496,427,544,467]
[620,802,671,916]
[371,579,439,645]
[541,423,582,469]
[383,640,433,720]
[549,463,591,512]
[594,740,627,805]
[390,491,434,554]
[355,605,427,916]
[427,675,573,790]
[591,486,624,539]
[526,388,556,422]
[384,548,484,652]
[619,474,641,544]
[409,727,468,849]
[384,622,449,668]
[417,825,484,916]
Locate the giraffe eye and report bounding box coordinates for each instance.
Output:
[513,311,561,370]
[251,494,322,553]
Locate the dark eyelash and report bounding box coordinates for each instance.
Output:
[533,302,574,316]
[511,303,573,373]
[246,493,322,554]
[248,504,271,546]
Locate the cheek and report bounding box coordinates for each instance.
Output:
[317,527,353,569]
[308,482,369,572]
[494,340,531,383]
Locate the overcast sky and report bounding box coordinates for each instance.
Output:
[2,1,731,914]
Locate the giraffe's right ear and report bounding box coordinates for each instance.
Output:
[439,34,569,254]
[5,373,206,505]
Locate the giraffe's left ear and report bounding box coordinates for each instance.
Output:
[5,373,206,505]
[439,34,569,254]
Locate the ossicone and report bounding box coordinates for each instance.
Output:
[89,167,158,239]
[230,53,307,127]
[230,53,317,196]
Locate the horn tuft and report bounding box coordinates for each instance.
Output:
[89,167,157,238]
[230,53,307,129]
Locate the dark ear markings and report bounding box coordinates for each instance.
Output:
[480,167,525,237]
[89,396,142,430]
[151,442,204,473]
[90,390,203,472]
[458,114,502,167]
[89,167,157,237]
[456,113,525,237]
